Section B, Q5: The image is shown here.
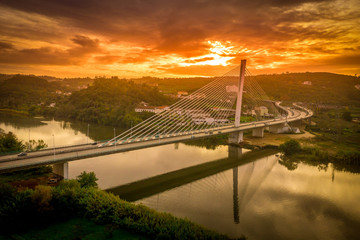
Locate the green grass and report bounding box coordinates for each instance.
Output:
[0,218,147,240]
[0,166,52,184]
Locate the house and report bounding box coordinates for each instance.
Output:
[255,106,268,116]
[177,91,189,98]
[135,105,169,114]
[303,81,312,85]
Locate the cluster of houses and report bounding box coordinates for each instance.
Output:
[134,101,274,125]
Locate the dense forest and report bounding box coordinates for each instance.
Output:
[55,78,172,126]
[0,75,67,116]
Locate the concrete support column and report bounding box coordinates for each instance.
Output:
[252,127,264,137]
[53,162,69,179]
[269,125,279,133]
[289,120,302,128]
[229,131,243,144]
[228,145,243,160]
[269,123,284,133]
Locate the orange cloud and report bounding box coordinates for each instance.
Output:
[0,0,359,77]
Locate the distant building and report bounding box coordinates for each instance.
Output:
[78,85,88,90]
[49,103,56,108]
[226,85,238,92]
[56,90,72,96]
[355,85,360,90]
[177,91,189,98]
[135,105,169,114]
[255,106,268,116]
[303,81,312,85]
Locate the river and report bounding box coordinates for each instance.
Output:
[1,112,359,239]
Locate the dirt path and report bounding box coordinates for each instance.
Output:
[243,128,315,147]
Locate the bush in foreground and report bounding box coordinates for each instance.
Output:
[0,171,239,240]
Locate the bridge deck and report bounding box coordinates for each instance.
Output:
[0,103,312,173]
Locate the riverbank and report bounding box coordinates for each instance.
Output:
[0,108,30,116]
[243,127,315,147]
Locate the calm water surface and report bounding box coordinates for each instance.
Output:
[1,113,359,239]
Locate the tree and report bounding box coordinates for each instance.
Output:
[0,129,24,153]
[341,111,352,121]
[76,171,98,188]
[279,139,302,156]
[25,139,48,151]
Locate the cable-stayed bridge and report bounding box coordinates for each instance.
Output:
[0,60,312,174]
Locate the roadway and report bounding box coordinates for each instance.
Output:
[0,102,312,172]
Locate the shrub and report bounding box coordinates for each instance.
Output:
[31,185,53,213]
[77,171,98,188]
[341,111,352,121]
[279,139,301,156]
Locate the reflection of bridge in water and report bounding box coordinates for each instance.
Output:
[106,145,277,225]
[0,59,312,174]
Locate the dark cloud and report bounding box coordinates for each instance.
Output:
[0,0,340,51]
[0,42,14,50]
[0,35,103,65]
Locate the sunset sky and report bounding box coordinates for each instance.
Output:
[0,0,359,78]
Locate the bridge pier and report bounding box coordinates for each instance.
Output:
[269,123,284,133]
[252,127,264,137]
[228,131,243,144]
[53,162,69,179]
[289,119,302,128]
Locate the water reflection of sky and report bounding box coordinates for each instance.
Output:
[68,144,230,189]
[136,155,360,240]
[0,119,90,148]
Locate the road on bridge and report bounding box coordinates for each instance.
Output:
[0,103,312,173]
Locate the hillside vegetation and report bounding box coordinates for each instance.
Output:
[0,72,358,126]
[0,75,65,116]
[131,73,360,106]
[55,78,172,126]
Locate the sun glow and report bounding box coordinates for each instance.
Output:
[179,41,236,67]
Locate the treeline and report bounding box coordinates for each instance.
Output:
[1,72,359,126]
[254,72,360,106]
[0,75,173,127]
[55,78,172,127]
[0,128,48,154]
[0,75,66,116]
[279,139,360,173]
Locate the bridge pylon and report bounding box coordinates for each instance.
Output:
[229,59,246,144]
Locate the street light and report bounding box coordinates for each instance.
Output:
[131,120,133,139]
[114,128,116,150]
[52,134,55,161]
[87,124,90,144]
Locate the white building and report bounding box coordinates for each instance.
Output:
[255,106,268,116]
[135,105,169,114]
[303,81,312,85]
[177,91,189,98]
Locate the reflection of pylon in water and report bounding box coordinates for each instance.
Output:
[233,167,239,224]
[233,156,277,224]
